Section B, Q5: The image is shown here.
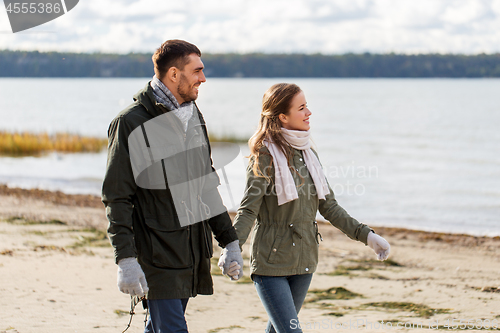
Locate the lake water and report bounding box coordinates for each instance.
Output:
[0,78,499,236]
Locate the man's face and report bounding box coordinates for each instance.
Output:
[177,54,206,104]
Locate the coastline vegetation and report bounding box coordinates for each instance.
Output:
[0,130,107,155]
[1,50,500,77]
[0,130,245,156]
[208,133,248,144]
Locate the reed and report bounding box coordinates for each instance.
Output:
[0,131,107,155]
[208,133,248,144]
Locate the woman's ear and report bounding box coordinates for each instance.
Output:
[279,113,288,124]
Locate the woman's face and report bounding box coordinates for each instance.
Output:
[279,91,311,131]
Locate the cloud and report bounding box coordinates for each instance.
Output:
[441,0,495,25]
[0,0,499,54]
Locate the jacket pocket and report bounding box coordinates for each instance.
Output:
[267,235,283,264]
[145,218,192,269]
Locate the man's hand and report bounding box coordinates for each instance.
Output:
[367,232,390,260]
[218,240,244,280]
[117,257,149,297]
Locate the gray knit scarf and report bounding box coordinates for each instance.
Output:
[150,75,193,132]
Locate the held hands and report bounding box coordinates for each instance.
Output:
[117,257,149,297]
[367,232,390,261]
[218,240,244,281]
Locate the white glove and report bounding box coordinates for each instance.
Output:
[117,257,149,297]
[218,240,244,281]
[367,232,390,261]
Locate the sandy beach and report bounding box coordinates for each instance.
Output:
[1,185,499,333]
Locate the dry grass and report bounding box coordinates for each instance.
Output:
[0,131,107,155]
[208,133,248,144]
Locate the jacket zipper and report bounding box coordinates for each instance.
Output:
[186,116,212,260]
[184,112,209,296]
[187,224,197,297]
[170,108,209,296]
[183,117,196,297]
[161,108,197,295]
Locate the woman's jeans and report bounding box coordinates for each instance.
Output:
[253,274,313,333]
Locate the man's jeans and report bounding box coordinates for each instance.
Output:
[253,274,313,333]
[144,298,189,333]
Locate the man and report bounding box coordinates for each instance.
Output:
[102,39,243,333]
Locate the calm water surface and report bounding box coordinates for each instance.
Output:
[0,78,499,236]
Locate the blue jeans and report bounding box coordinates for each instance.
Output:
[253,274,313,333]
[144,298,189,333]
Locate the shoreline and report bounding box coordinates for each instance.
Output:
[1,184,497,241]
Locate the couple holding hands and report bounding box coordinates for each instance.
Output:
[102,39,390,333]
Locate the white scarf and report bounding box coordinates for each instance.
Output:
[264,128,329,205]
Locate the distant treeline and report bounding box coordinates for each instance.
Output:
[1,50,500,77]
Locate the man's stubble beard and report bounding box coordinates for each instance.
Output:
[177,73,198,103]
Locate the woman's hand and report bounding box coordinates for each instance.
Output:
[367,232,390,260]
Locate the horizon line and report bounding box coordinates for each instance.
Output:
[1,49,499,57]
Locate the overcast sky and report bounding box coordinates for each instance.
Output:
[1,0,500,54]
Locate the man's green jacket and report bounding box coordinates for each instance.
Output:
[102,82,238,299]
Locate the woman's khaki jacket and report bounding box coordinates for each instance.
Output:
[233,146,372,277]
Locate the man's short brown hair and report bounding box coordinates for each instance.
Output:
[152,39,202,79]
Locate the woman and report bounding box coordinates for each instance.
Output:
[223,83,390,333]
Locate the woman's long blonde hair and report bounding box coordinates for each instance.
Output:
[248,83,302,181]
